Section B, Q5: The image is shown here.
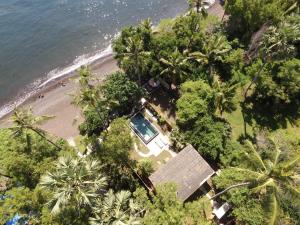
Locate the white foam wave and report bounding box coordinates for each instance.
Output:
[39,44,113,88]
[0,44,114,120]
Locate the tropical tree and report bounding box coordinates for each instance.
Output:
[225,0,293,41]
[176,80,215,126]
[187,0,208,16]
[243,15,299,100]
[160,49,189,84]
[212,77,238,116]
[101,71,144,115]
[213,139,300,224]
[90,190,143,225]
[118,35,150,86]
[173,10,203,51]
[137,183,214,225]
[39,156,107,215]
[73,67,116,135]
[10,108,61,149]
[188,34,231,84]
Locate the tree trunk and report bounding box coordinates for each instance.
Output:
[196,1,200,13]
[210,182,250,200]
[243,61,266,100]
[241,61,266,136]
[136,65,141,86]
[241,105,247,137]
[31,128,61,150]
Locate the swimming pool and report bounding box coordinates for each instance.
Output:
[130,113,159,144]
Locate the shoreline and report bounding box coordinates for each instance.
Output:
[0,53,119,139]
[0,45,114,120]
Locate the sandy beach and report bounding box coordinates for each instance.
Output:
[0,55,119,140]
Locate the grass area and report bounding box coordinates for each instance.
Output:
[223,103,253,141]
[223,88,252,141]
[133,135,149,154]
[130,149,173,170]
[224,87,300,144]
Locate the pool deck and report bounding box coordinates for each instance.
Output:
[130,112,177,168]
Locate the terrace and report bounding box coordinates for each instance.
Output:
[126,80,179,168]
[130,108,176,169]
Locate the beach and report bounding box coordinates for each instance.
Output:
[0,55,119,140]
[0,0,224,140]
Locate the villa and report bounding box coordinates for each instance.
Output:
[149,144,215,201]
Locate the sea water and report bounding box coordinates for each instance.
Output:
[0,0,187,118]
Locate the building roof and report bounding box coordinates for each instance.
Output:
[149,144,215,201]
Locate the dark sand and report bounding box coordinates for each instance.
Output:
[0,56,119,140]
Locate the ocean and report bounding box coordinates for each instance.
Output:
[0,0,187,118]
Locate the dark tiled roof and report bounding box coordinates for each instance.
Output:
[149,144,215,201]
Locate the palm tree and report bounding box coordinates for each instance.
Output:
[10,108,61,149]
[243,22,297,100]
[72,67,117,129]
[160,49,189,84]
[212,139,300,224]
[39,156,107,215]
[242,19,298,136]
[120,36,150,86]
[213,77,238,116]
[187,0,207,16]
[90,190,143,225]
[188,34,231,84]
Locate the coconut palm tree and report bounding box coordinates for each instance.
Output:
[212,139,300,224]
[40,156,107,215]
[187,0,208,16]
[188,34,231,84]
[90,190,143,225]
[213,77,238,116]
[119,35,150,86]
[72,67,118,130]
[10,108,61,149]
[243,21,298,100]
[160,48,189,84]
[241,18,299,136]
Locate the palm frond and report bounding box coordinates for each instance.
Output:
[265,192,280,225]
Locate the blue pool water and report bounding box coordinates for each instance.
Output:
[130,113,158,144]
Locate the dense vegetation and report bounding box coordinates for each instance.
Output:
[1,0,299,224]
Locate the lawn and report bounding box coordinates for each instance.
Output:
[224,87,300,144]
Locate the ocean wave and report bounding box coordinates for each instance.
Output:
[0,44,114,120]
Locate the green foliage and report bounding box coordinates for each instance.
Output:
[99,118,133,165]
[137,158,154,178]
[90,190,143,225]
[79,106,109,136]
[183,115,231,160]
[213,77,238,116]
[173,11,204,51]
[113,21,152,85]
[0,187,35,224]
[213,137,300,224]
[254,59,300,105]
[176,80,215,126]
[139,183,214,225]
[39,156,107,215]
[102,71,144,114]
[97,118,138,191]
[225,0,294,42]
[245,58,300,127]
[0,129,61,188]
